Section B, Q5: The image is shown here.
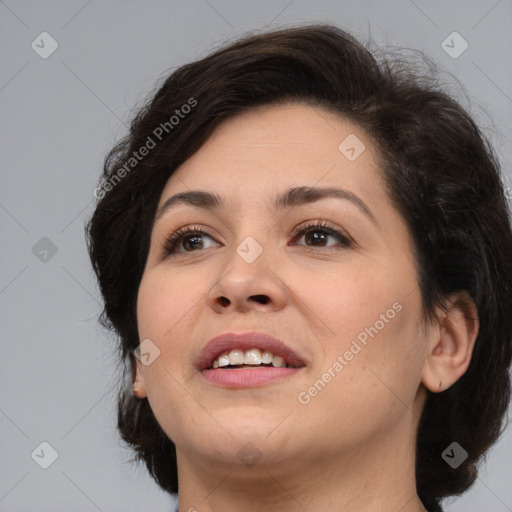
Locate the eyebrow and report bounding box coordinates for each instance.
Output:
[154,186,376,225]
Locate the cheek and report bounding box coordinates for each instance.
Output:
[299,257,425,395]
[338,292,425,407]
[135,270,207,440]
[291,260,399,351]
[136,268,206,393]
[295,298,425,444]
[137,267,204,339]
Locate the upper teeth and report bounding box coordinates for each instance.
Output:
[211,348,287,369]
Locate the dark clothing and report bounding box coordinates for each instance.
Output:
[419,490,444,511]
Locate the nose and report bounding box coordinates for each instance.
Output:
[206,241,288,314]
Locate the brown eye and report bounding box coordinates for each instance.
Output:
[290,221,352,248]
[164,227,219,256]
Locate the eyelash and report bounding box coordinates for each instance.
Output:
[163,220,352,256]
[289,220,352,248]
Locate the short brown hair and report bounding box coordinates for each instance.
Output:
[86,23,512,501]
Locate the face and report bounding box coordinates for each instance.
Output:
[135,103,431,474]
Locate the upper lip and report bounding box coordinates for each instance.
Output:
[196,332,307,371]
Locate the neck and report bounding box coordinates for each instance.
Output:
[174,411,428,512]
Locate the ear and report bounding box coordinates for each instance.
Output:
[421,292,479,393]
[133,358,148,398]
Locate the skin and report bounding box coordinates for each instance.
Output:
[134,103,478,512]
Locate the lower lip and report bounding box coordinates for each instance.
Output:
[201,367,302,388]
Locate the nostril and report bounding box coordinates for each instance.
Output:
[251,295,269,305]
[218,297,230,307]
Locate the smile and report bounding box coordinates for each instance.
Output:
[211,348,291,369]
[197,332,307,388]
[201,365,302,388]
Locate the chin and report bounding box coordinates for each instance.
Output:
[216,405,287,437]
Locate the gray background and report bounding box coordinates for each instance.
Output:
[1,1,511,511]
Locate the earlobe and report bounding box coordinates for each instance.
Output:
[133,360,148,398]
[421,293,479,393]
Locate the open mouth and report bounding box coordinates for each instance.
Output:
[196,332,307,388]
[209,348,295,369]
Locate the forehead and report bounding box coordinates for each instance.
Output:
[158,103,384,209]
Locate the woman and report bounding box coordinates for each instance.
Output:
[86,24,512,511]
